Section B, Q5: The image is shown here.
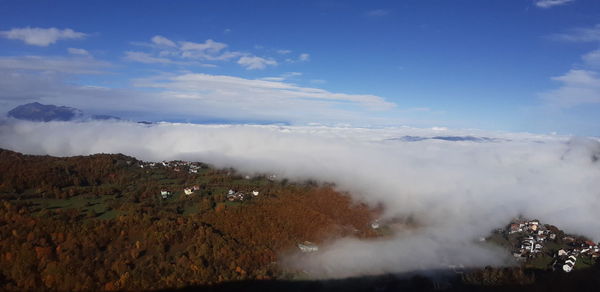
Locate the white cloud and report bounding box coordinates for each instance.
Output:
[550,24,600,42]
[299,53,310,62]
[133,73,394,110]
[237,56,278,70]
[67,48,90,56]
[0,64,397,125]
[535,0,575,8]
[151,35,176,47]
[124,51,173,64]
[179,39,231,60]
[582,49,600,67]
[1,122,599,278]
[366,9,390,17]
[541,69,600,107]
[260,72,302,82]
[0,55,110,74]
[0,27,86,46]
[277,49,292,55]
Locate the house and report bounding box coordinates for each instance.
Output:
[371,221,380,229]
[189,168,198,174]
[160,190,171,199]
[192,185,200,191]
[227,192,237,202]
[184,188,194,195]
[563,261,574,272]
[235,192,246,201]
[252,191,259,197]
[509,224,521,234]
[226,190,246,202]
[558,249,568,257]
[298,241,319,253]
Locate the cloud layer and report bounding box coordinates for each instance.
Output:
[0,27,86,46]
[535,0,575,9]
[1,121,599,277]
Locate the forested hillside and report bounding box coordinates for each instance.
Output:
[0,148,377,290]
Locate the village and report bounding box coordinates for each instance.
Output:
[498,218,600,273]
[135,159,268,202]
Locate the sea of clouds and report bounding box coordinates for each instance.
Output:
[1,119,599,278]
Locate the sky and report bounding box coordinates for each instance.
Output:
[1,0,600,135]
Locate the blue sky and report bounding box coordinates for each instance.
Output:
[1,0,600,135]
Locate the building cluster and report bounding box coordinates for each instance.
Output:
[507,219,556,260]
[505,218,599,273]
[139,160,204,174]
[160,185,200,200]
[226,189,259,202]
[552,239,600,272]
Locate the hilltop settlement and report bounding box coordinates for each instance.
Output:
[490,218,600,273]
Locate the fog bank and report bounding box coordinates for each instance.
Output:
[1,120,599,277]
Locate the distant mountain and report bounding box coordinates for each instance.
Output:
[388,135,507,143]
[7,102,83,122]
[6,102,123,122]
[91,114,121,121]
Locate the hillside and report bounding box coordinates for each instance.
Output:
[0,148,378,290]
[1,149,600,291]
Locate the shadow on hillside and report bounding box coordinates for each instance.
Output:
[159,265,600,292]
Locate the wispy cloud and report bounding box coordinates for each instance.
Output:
[124,51,174,64]
[582,49,600,67]
[535,0,575,9]
[541,69,600,107]
[237,56,277,70]
[0,27,86,46]
[0,55,110,74]
[299,53,310,62]
[133,72,395,112]
[67,48,90,56]
[365,9,390,17]
[151,35,176,47]
[549,24,600,42]
[261,72,302,82]
[285,53,311,63]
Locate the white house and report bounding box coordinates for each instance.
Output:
[252,191,259,197]
[563,262,574,272]
[184,188,194,195]
[160,190,171,199]
[298,241,319,253]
